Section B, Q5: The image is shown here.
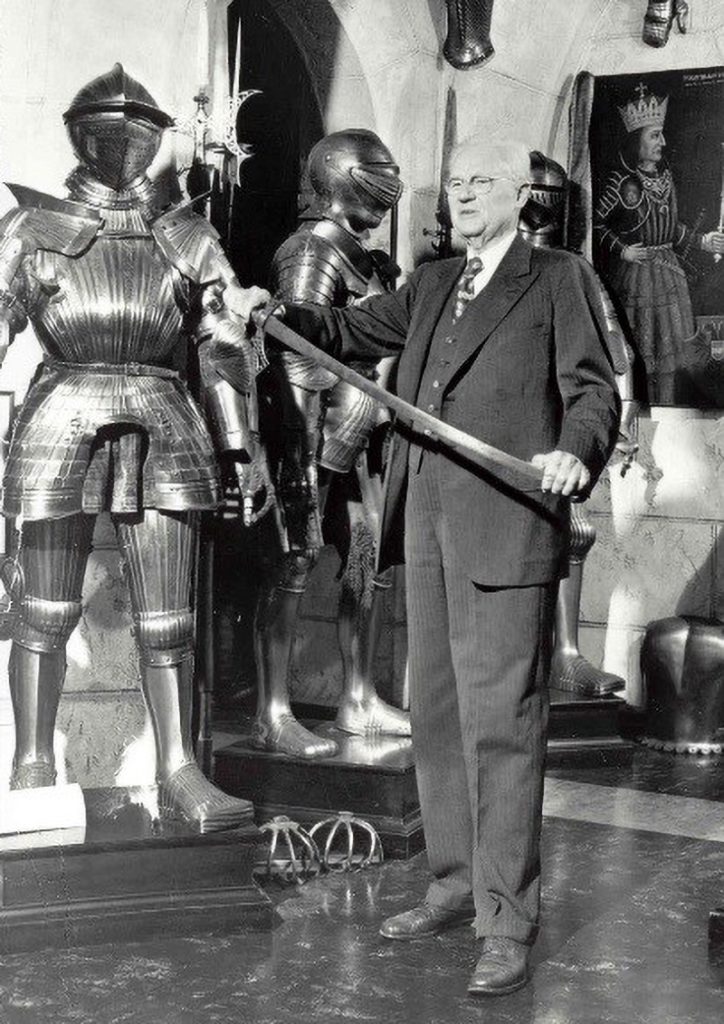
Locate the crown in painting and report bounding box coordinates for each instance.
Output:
[618,82,668,133]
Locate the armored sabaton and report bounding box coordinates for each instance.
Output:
[253,211,410,759]
[0,71,260,833]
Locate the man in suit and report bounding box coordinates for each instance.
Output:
[276,137,619,995]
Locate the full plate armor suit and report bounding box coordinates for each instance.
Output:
[520,151,636,696]
[253,129,410,758]
[0,65,265,832]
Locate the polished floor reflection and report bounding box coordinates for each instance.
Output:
[0,746,722,1023]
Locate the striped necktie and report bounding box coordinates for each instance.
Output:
[452,256,483,322]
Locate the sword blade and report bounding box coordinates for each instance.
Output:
[262,315,544,486]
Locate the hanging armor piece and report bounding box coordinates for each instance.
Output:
[443,0,495,70]
[0,64,268,832]
[642,0,689,48]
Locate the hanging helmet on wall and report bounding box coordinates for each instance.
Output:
[307,129,403,231]
[63,63,174,190]
[519,150,567,250]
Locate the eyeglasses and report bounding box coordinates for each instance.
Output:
[444,175,517,196]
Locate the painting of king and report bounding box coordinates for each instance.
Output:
[592,77,724,405]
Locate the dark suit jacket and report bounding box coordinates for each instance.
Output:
[285,235,620,586]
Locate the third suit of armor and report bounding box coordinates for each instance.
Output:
[520,150,636,696]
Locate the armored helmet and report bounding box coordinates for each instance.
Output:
[519,150,567,250]
[308,130,402,231]
[63,64,173,190]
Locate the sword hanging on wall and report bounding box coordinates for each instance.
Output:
[260,315,544,487]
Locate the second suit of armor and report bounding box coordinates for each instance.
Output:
[252,130,410,758]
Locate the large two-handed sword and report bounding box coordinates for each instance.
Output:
[260,315,544,487]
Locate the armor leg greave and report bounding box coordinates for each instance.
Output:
[116,510,252,832]
[252,551,339,758]
[9,645,66,788]
[334,470,409,737]
[9,514,93,788]
[550,505,624,696]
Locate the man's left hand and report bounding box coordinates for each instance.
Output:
[531,450,591,497]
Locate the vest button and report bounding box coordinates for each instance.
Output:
[432,380,440,388]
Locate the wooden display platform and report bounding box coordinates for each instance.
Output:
[214,692,634,861]
[0,786,272,954]
[546,688,636,766]
[214,725,423,860]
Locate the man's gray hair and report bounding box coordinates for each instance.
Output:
[449,138,531,187]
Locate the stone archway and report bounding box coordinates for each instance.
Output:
[241,0,442,273]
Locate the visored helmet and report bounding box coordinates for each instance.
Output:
[308,129,402,231]
[519,150,567,249]
[63,64,173,190]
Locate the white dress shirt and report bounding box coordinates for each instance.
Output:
[467,228,518,297]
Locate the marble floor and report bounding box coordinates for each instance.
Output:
[0,746,723,1024]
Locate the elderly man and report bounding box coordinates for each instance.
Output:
[276,138,619,995]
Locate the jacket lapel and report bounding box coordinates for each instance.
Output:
[448,235,539,375]
[396,257,464,403]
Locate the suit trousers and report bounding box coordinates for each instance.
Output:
[404,449,556,943]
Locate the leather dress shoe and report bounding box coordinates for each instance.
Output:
[380,902,474,940]
[467,936,530,996]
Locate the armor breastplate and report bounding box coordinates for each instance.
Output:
[30,213,184,367]
[1,172,221,520]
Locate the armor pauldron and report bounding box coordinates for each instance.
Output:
[1,193,101,258]
[272,224,373,308]
[133,608,195,667]
[153,206,233,286]
[15,596,82,652]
